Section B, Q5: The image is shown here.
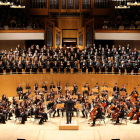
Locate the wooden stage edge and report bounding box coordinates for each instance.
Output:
[59,120,79,130]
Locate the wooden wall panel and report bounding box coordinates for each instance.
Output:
[57,18,83,30]
[62,30,77,38]
[0,74,140,97]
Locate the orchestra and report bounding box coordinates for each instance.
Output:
[0,81,140,128]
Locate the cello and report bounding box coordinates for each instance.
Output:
[131,84,139,103]
[90,106,98,121]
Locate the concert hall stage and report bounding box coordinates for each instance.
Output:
[0,112,140,140]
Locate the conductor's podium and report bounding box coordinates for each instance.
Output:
[59,118,79,130]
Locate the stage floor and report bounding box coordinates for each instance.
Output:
[0,114,140,140]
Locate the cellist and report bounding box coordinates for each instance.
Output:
[91,104,103,127]
[129,87,139,101]
[115,105,125,125]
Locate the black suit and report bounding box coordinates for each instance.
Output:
[113,86,119,93]
[65,99,75,124]
[93,107,103,125]
[15,108,26,124]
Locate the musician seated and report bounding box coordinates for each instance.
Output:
[24,92,29,100]
[82,98,91,118]
[130,102,139,120]
[57,97,65,117]
[42,82,47,93]
[113,83,119,93]
[35,104,44,125]
[0,105,6,124]
[39,102,48,122]
[115,105,125,124]
[72,83,78,95]
[0,100,12,121]
[50,82,55,90]
[112,91,119,99]
[16,83,23,100]
[129,87,139,101]
[47,99,56,117]
[91,104,104,127]
[15,104,26,124]
[101,90,108,97]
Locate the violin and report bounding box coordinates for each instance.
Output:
[86,102,89,109]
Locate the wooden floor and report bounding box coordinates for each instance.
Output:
[0,112,140,140]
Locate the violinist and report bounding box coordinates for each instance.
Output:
[15,103,26,124]
[57,97,65,117]
[35,104,44,125]
[77,91,82,103]
[115,105,124,125]
[82,99,91,118]
[24,92,29,100]
[2,94,7,101]
[39,102,48,122]
[0,100,12,121]
[91,104,103,127]
[47,99,56,117]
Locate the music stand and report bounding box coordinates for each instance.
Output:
[67,86,74,91]
[38,88,45,92]
[55,95,60,100]
[120,91,126,96]
[101,87,108,91]
[72,95,78,99]
[23,89,28,93]
[52,88,58,92]
[108,88,113,96]
[82,87,88,91]
[92,89,98,93]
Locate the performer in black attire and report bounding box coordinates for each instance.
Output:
[47,99,56,117]
[0,105,6,124]
[113,83,119,93]
[82,99,91,118]
[16,84,23,100]
[35,104,44,125]
[115,105,124,124]
[91,104,103,126]
[15,104,26,124]
[65,96,75,124]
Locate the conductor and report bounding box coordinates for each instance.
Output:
[65,95,75,124]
